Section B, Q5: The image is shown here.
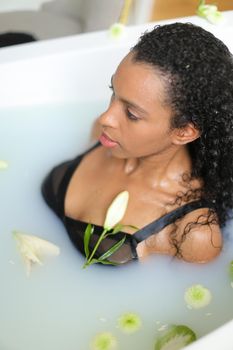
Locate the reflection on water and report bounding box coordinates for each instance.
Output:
[0,103,232,350]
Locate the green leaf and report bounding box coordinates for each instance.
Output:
[88,258,100,265]
[97,260,119,266]
[111,224,139,235]
[82,258,99,269]
[112,224,124,234]
[83,223,94,258]
[122,224,139,231]
[98,236,126,261]
[83,258,119,268]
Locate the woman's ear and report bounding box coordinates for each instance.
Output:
[172,123,200,145]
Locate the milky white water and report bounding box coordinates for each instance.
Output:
[0,103,232,350]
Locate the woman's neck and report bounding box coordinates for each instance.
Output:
[124,145,192,187]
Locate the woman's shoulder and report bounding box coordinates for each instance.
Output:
[176,206,222,263]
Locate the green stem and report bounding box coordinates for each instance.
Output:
[86,228,108,265]
[199,0,205,6]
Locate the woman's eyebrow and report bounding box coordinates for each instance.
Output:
[110,75,148,115]
[120,97,148,115]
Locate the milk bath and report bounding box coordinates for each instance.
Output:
[0,103,233,350]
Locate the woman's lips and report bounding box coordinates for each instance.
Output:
[99,132,118,148]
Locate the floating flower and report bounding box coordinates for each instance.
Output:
[91,332,117,350]
[184,284,212,309]
[0,160,9,170]
[154,325,197,350]
[13,231,60,275]
[117,312,142,334]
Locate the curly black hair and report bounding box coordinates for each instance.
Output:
[132,22,233,228]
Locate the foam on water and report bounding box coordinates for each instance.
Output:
[0,103,232,350]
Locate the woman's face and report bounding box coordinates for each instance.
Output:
[98,53,175,159]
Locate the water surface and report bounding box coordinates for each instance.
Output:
[0,103,232,350]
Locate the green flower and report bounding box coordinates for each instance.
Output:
[13,231,60,275]
[117,312,142,334]
[197,1,224,24]
[184,284,212,309]
[91,332,117,350]
[109,23,126,39]
[0,160,8,170]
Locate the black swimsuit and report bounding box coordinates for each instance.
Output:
[41,143,210,265]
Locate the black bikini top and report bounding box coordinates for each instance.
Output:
[41,143,210,265]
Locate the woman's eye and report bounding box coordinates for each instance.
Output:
[108,84,115,101]
[126,110,139,121]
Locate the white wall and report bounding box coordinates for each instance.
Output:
[0,0,53,12]
[0,0,154,31]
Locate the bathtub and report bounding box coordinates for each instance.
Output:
[0,11,233,350]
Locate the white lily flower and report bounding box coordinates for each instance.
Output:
[13,231,60,276]
[104,191,129,230]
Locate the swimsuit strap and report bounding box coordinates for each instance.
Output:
[133,200,212,243]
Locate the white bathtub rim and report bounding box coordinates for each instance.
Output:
[185,318,233,350]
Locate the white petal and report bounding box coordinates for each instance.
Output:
[104,191,129,230]
[13,231,60,275]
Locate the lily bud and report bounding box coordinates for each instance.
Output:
[103,191,129,230]
[13,231,60,276]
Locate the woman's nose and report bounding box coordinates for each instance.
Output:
[98,102,119,129]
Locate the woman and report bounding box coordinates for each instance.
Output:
[42,22,233,265]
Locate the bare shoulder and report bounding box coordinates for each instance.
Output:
[177,207,222,263]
